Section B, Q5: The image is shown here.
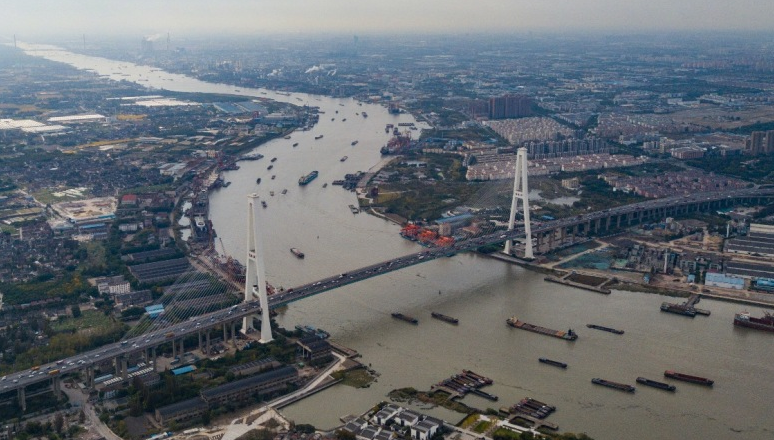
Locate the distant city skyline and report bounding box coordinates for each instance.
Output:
[2,0,774,40]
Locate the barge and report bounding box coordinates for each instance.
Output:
[733,311,774,332]
[664,370,714,386]
[538,358,568,369]
[636,377,676,391]
[591,378,635,393]
[391,313,418,324]
[586,324,624,335]
[506,317,578,341]
[431,312,459,324]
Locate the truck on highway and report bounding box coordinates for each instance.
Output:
[48,369,59,375]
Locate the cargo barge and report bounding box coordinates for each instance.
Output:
[586,324,624,335]
[733,311,774,332]
[591,378,635,393]
[664,370,713,386]
[298,170,319,185]
[660,302,697,317]
[506,317,578,341]
[431,312,459,324]
[538,358,568,369]
[636,377,676,392]
[391,313,418,324]
[290,248,304,259]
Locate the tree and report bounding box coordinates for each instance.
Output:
[53,413,64,434]
[71,305,82,319]
[78,410,86,424]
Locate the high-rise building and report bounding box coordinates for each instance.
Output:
[749,131,765,154]
[489,95,532,119]
[766,130,774,154]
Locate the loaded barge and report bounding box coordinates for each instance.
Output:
[591,378,635,393]
[510,397,556,419]
[507,317,578,341]
[538,358,568,369]
[664,370,714,386]
[431,312,459,324]
[733,311,774,332]
[391,313,418,324]
[586,324,624,335]
[636,377,676,392]
[432,370,496,400]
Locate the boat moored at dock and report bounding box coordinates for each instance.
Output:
[538,358,568,369]
[636,377,676,391]
[391,313,418,324]
[586,324,624,335]
[660,302,697,317]
[592,378,635,393]
[507,317,578,341]
[431,312,459,324]
[664,370,714,386]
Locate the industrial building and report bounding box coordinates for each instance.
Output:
[726,223,774,257]
[199,365,298,406]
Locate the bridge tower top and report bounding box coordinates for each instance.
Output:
[244,193,273,343]
[505,147,533,259]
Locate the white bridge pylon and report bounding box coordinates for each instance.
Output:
[504,147,534,259]
[243,194,273,343]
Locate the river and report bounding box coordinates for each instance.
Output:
[17,43,774,440]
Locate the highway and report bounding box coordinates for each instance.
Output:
[3,186,773,396]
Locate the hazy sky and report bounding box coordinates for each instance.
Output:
[4,0,774,38]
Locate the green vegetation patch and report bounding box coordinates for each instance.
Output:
[331,367,375,388]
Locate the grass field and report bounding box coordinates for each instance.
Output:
[51,309,114,333]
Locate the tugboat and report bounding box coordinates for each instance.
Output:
[261,200,267,208]
[256,178,261,184]
[293,143,299,147]
[351,140,358,146]
[315,135,324,140]
[290,248,305,259]
[271,157,277,162]
[281,189,287,195]
[267,164,273,170]
[340,156,348,162]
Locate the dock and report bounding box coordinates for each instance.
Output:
[544,274,611,294]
